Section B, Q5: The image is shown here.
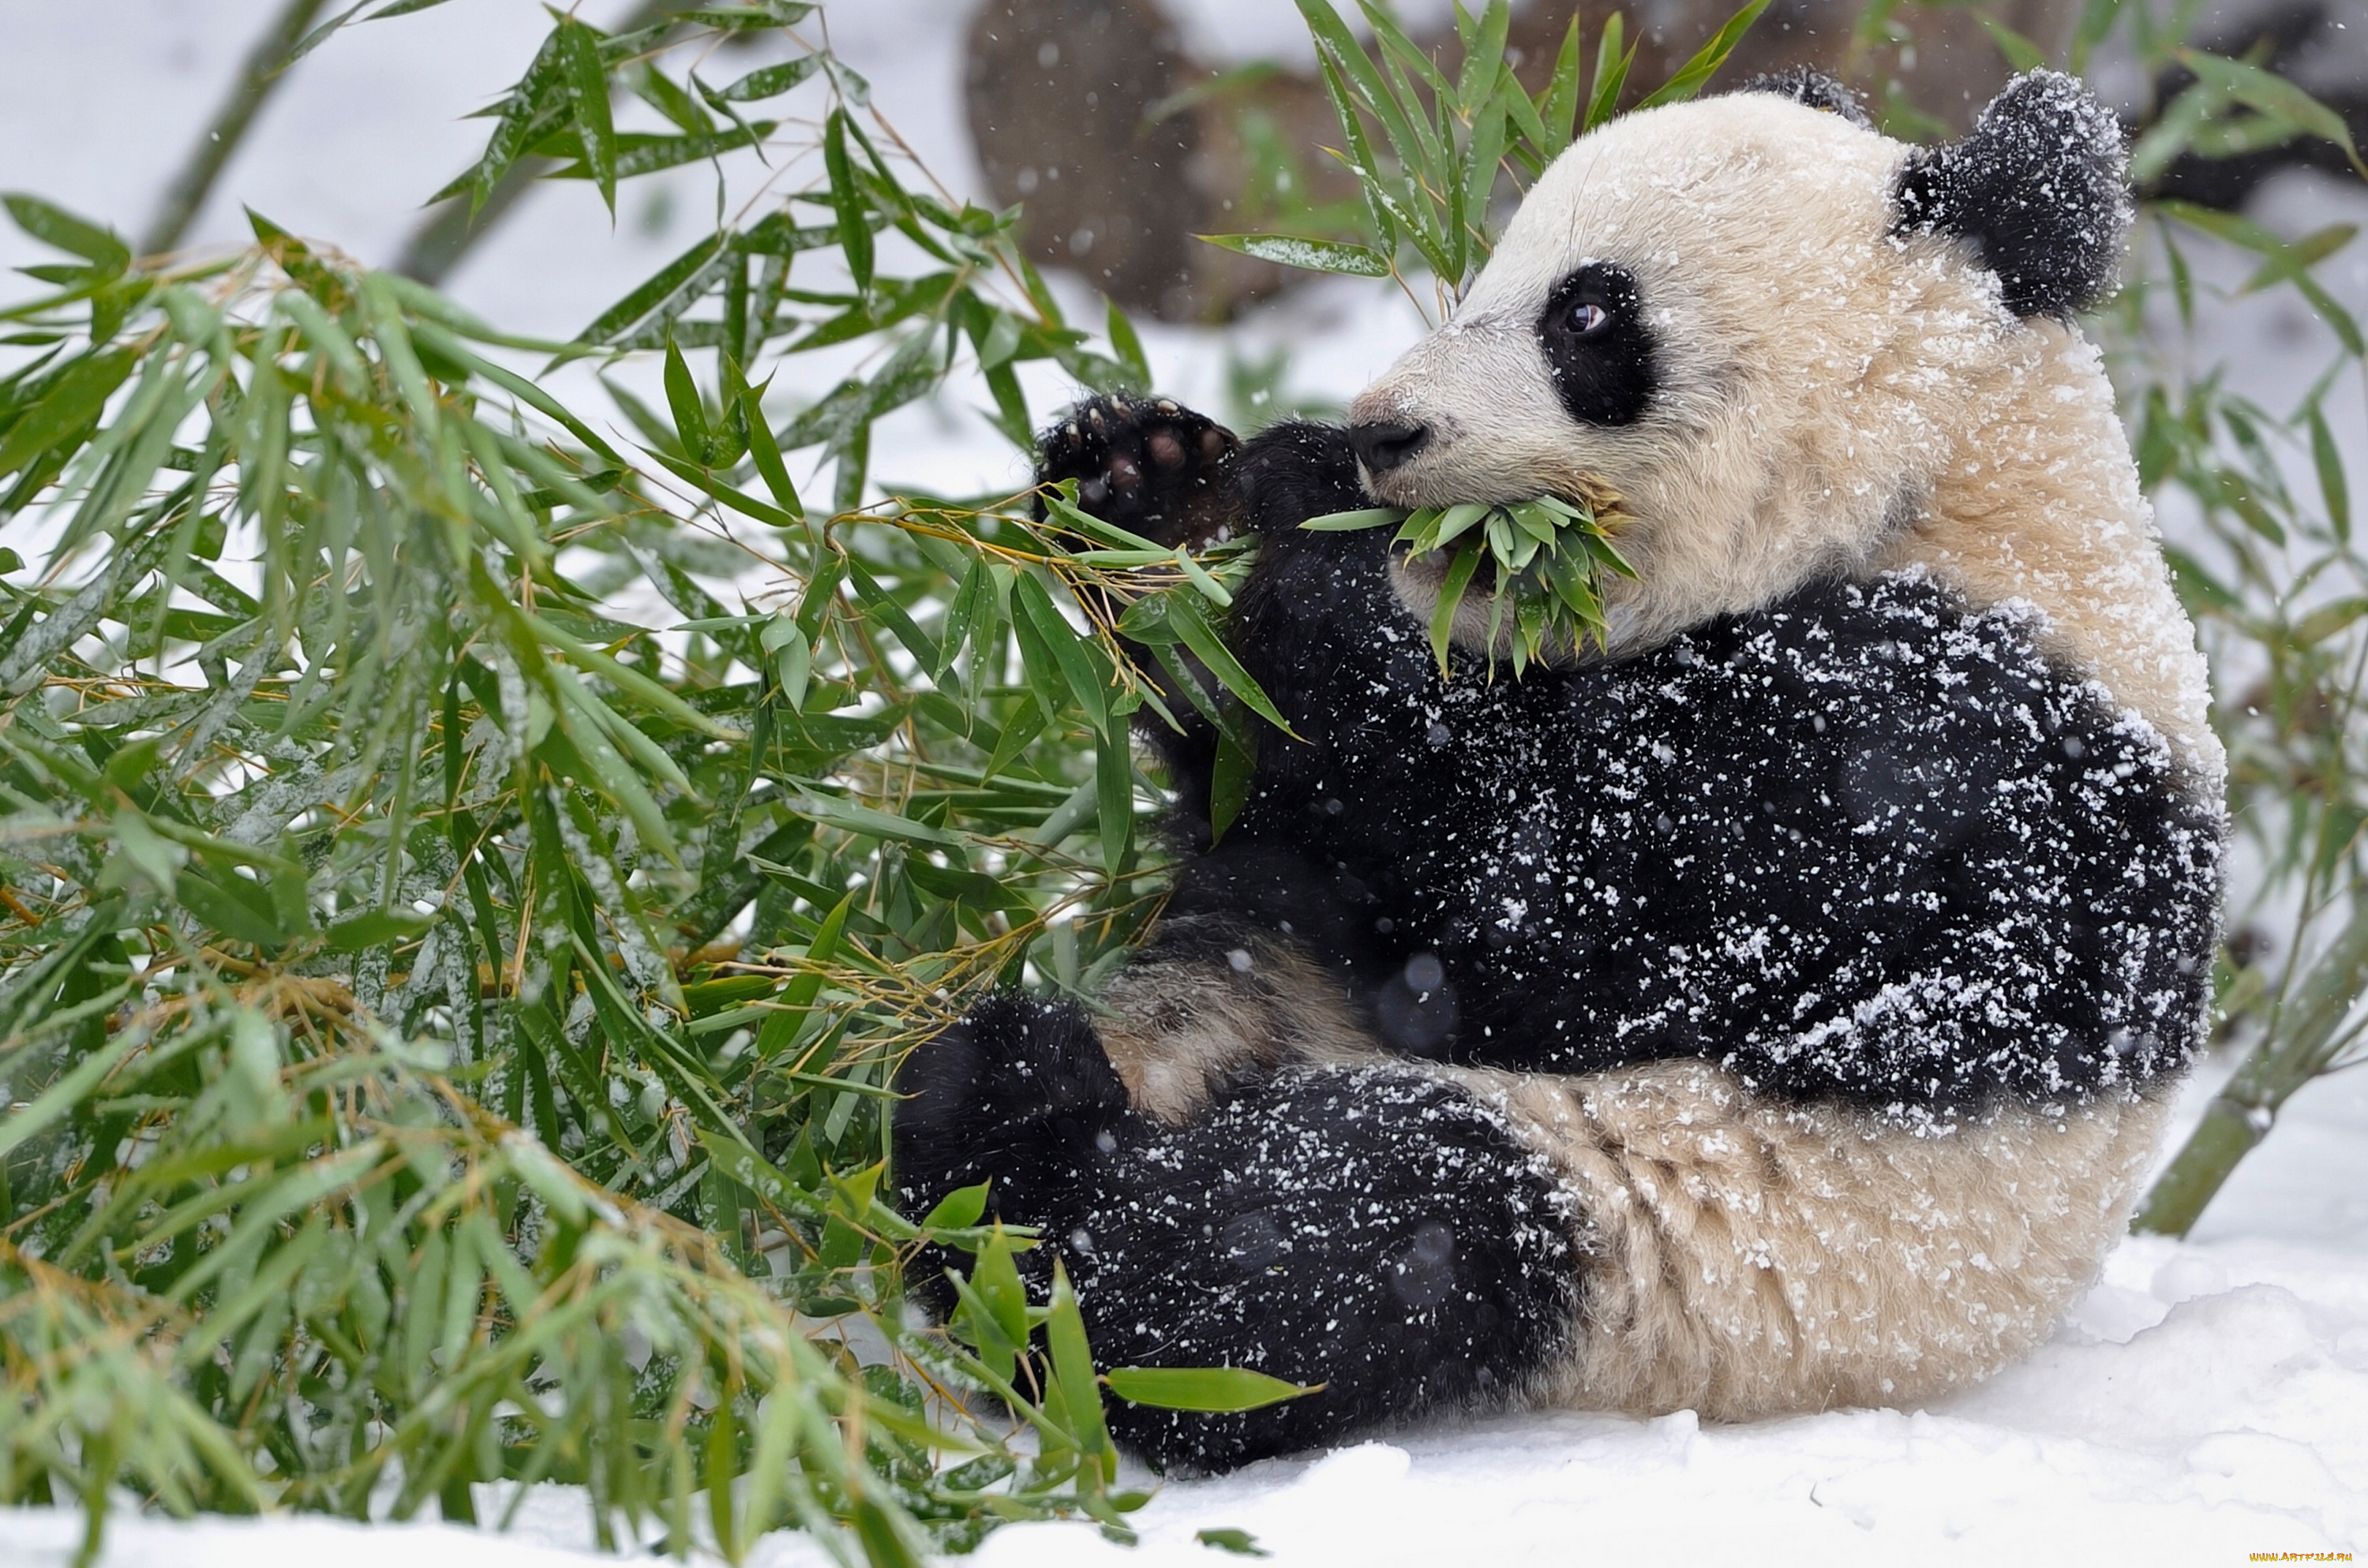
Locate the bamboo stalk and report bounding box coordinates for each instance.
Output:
[139,0,335,258]
[2134,896,2368,1235]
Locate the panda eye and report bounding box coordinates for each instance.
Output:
[1539,262,1654,428]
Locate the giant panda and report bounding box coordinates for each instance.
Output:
[892,68,2227,1473]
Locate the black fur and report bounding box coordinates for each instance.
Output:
[1890,70,2133,318]
[1538,262,1657,428]
[892,997,1580,1473]
[894,399,2223,1471]
[1206,421,2220,1115]
[1737,66,1873,129]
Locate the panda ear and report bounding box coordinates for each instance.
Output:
[1889,70,2132,319]
[1733,67,1872,129]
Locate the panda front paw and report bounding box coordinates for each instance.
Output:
[891,994,1137,1228]
[1036,394,1242,548]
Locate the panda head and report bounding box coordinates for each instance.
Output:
[1349,69,2133,655]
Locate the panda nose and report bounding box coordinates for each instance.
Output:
[1350,421,1431,476]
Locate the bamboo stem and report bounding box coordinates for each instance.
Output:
[2134,896,2368,1236]
[139,0,334,258]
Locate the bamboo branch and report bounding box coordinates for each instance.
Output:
[2135,895,2368,1235]
[139,0,334,258]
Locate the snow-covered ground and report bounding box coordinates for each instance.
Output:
[5,1,2368,1562]
[7,1059,2367,1566]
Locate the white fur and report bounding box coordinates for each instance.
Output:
[1460,1063,2173,1420]
[1351,93,2223,784]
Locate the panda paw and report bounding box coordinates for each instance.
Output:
[891,994,1137,1226]
[1035,394,1242,548]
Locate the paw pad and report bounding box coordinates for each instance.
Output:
[1036,394,1242,548]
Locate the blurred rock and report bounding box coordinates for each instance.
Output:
[961,1,2117,320]
[966,1,1209,320]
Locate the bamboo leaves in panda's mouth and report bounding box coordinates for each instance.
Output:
[1302,494,1637,675]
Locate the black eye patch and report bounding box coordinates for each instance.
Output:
[1538,262,1656,428]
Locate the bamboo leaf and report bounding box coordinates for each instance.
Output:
[1197,233,1393,277]
[826,110,872,298]
[1638,0,1772,110]
[1103,1364,1315,1412]
[556,18,618,215]
[2178,49,2368,179]
[1585,15,1632,133]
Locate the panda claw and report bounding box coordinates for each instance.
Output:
[1033,392,1243,546]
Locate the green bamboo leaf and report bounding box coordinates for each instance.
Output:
[323,907,437,952]
[1979,16,2048,74]
[542,122,781,183]
[1158,589,1295,738]
[740,386,804,519]
[0,346,133,479]
[797,791,960,847]
[1538,14,1585,156]
[2178,49,2368,179]
[519,607,738,738]
[1104,298,1150,386]
[548,671,680,862]
[1103,1364,1315,1413]
[1585,15,1632,133]
[1096,724,1133,872]
[1637,0,1771,110]
[1197,234,1393,278]
[825,110,872,297]
[675,2,817,27]
[2292,597,2368,646]
[2070,0,2117,73]
[570,231,733,348]
[556,18,618,215]
[1195,1530,1269,1559]
[845,556,941,672]
[1456,1,1513,119]
[2156,201,2363,356]
[0,1024,144,1163]
[2310,402,2351,541]
[1429,536,1483,672]
[933,556,991,683]
[1301,505,1407,531]
[4,193,129,274]
[1011,571,1111,735]
[463,28,566,215]
[663,338,711,457]
[1209,725,1253,844]
[1044,1259,1115,1476]
[2241,223,2356,293]
[1295,0,1428,183]
[645,446,801,530]
[1316,54,1395,250]
[711,53,826,103]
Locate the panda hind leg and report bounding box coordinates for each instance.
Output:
[1077,1065,1583,1472]
[893,1009,1583,1473]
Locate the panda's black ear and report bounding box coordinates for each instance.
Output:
[1734,66,1872,129]
[1890,69,2131,319]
